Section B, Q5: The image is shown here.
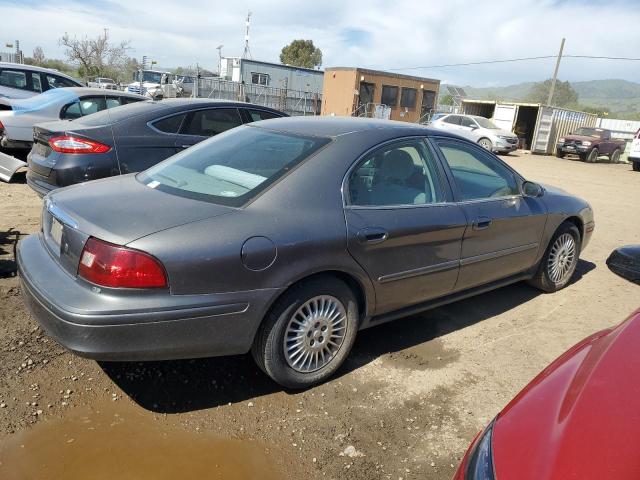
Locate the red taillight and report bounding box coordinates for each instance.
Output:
[78,237,168,289]
[49,135,111,154]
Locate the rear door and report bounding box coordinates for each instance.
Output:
[344,137,466,315]
[115,111,187,174]
[174,107,243,151]
[432,137,547,291]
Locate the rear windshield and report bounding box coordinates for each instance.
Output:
[75,99,156,125]
[138,125,330,207]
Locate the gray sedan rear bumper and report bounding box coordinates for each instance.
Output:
[17,234,282,361]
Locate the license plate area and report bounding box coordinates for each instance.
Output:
[35,142,48,157]
[50,217,64,249]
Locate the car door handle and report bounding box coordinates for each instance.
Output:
[473,217,493,230]
[357,227,388,244]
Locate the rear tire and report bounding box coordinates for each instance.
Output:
[528,222,581,293]
[251,276,359,389]
[610,149,621,163]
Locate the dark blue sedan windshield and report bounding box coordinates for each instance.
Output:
[138,126,330,206]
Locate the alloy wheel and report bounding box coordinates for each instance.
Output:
[479,138,492,150]
[284,295,347,373]
[547,233,577,284]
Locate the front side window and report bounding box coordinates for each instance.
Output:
[443,115,461,125]
[400,88,417,108]
[106,97,121,109]
[349,139,444,207]
[435,139,518,201]
[0,69,28,90]
[460,116,477,128]
[381,85,399,107]
[139,126,330,206]
[182,108,242,137]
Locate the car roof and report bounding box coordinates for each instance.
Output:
[250,116,448,138]
[53,87,144,98]
[0,62,80,82]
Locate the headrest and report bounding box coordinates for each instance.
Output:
[378,149,415,181]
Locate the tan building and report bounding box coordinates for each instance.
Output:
[321,67,440,123]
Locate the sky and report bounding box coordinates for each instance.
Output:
[1,0,640,86]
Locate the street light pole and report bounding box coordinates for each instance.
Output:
[547,38,565,106]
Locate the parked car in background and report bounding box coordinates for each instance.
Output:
[628,129,640,171]
[0,88,145,149]
[87,77,118,90]
[430,114,518,154]
[26,99,286,196]
[556,127,626,163]
[0,62,83,101]
[454,244,640,480]
[18,117,593,388]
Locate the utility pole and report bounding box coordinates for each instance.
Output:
[547,38,565,106]
[242,12,252,59]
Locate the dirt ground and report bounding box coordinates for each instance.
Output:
[1,153,639,480]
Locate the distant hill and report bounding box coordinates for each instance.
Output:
[441,79,640,117]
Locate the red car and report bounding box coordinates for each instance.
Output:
[454,245,640,480]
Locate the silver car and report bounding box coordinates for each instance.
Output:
[431,114,518,154]
[0,62,83,100]
[0,87,145,149]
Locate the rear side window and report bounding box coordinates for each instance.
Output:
[0,69,29,90]
[152,113,187,134]
[182,108,242,137]
[106,97,121,109]
[246,109,280,122]
[139,126,330,207]
[45,74,79,89]
[60,96,107,120]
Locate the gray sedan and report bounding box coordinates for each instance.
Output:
[17,117,594,388]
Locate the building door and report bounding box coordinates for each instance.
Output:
[358,82,375,116]
[421,90,437,120]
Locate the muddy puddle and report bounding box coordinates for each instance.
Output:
[0,401,281,480]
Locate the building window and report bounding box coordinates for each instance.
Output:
[381,85,398,107]
[400,88,417,108]
[251,72,269,85]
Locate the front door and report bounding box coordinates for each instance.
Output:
[344,138,467,315]
[432,137,547,290]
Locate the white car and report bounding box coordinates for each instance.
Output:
[0,62,83,100]
[87,77,118,90]
[430,114,518,154]
[630,130,640,172]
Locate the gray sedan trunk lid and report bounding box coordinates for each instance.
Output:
[44,174,233,275]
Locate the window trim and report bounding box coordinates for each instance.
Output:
[427,136,525,204]
[342,136,454,209]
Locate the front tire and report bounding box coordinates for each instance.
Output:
[556,149,565,159]
[529,222,581,293]
[633,161,640,172]
[586,148,599,163]
[251,276,359,389]
[478,138,493,151]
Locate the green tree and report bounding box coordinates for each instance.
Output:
[279,40,322,69]
[60,30,131,80]
[440,94,454,106]
[525,79,578,107]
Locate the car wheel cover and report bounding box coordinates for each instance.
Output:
[284,295,347,373]
[588,150,598,162]
[547,233,577,284]
[479,139,492,150]
[612,150,620,162]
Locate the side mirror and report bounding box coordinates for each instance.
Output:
[522,181,544,198]
[469,125,478,130]
[607,246,640,285]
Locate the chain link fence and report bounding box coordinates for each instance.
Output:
[196,78,321,116]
